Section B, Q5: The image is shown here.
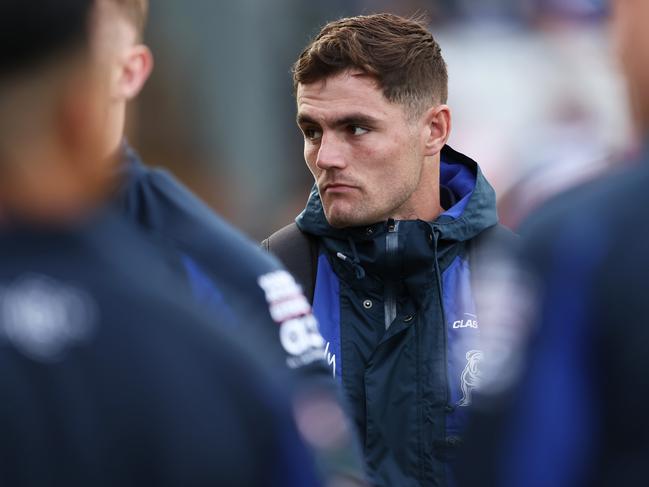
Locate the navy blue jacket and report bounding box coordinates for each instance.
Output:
[113,145,366,484]
[458,151,649,487]
[291,146,503,486]
[0,211,318,486]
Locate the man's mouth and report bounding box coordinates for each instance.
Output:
[321,183,358,194]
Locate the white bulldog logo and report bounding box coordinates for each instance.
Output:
[458,349,483,407]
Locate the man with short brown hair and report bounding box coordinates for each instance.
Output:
[264,13,514,486]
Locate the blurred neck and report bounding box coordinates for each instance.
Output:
[105,100,127,159]
[0,140,107,225]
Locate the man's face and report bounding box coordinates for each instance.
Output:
[613,0,649,134]
[297,71,429,228]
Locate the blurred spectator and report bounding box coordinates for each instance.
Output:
[457,0,649,485]
[0,1,321,485]
[97,1,367,483]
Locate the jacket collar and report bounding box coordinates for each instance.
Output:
[296,145,498,244]
[295,145,498,292]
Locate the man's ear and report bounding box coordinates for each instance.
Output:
[422,104,451,156]
[117,44,154,101]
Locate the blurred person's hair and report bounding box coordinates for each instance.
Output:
[293,13,448,117]
[0,0,94,80]
[0,0,108,219]
[0,0,95,144]
[106,0,149,36]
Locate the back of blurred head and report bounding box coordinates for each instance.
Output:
[0,0,108,223]
[613,0,649,139]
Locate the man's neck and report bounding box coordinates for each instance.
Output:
[389,200,444,222]
[0,147,106,224]
[104,101,127,160]
[390,157,443,222]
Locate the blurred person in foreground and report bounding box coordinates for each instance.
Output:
[457,1,649,486]
[0,1,321,485]
[91,1,366,483]
[263,14,515,486]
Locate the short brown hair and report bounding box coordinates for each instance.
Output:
[293,13,448,115]
[109,0,148,34]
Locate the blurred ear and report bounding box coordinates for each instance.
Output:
[421,104,451,157]
[116,44,153,101]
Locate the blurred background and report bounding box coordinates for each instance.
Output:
[129,0,633,240]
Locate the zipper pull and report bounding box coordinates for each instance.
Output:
[387,218,396,232]
[335,252,349,262]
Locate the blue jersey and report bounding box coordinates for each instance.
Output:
[0,210,319,486]
[114,145,331,383]
[113,144,366,484]
[458,153,649,487]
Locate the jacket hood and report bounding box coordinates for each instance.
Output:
[296,145,498,243]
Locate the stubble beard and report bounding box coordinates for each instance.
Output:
[324,182,418,229]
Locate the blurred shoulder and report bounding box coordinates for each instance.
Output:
[518,163,649,264]
[120,151,283,277]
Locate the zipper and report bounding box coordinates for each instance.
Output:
[384,218,399,330]
[431,227,450,410]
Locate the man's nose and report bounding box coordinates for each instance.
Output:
[315,133,346,171]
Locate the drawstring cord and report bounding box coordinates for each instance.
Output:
[336,237,366,280]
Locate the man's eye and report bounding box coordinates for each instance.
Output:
[304,128,323,140]
[349,126,369,136]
